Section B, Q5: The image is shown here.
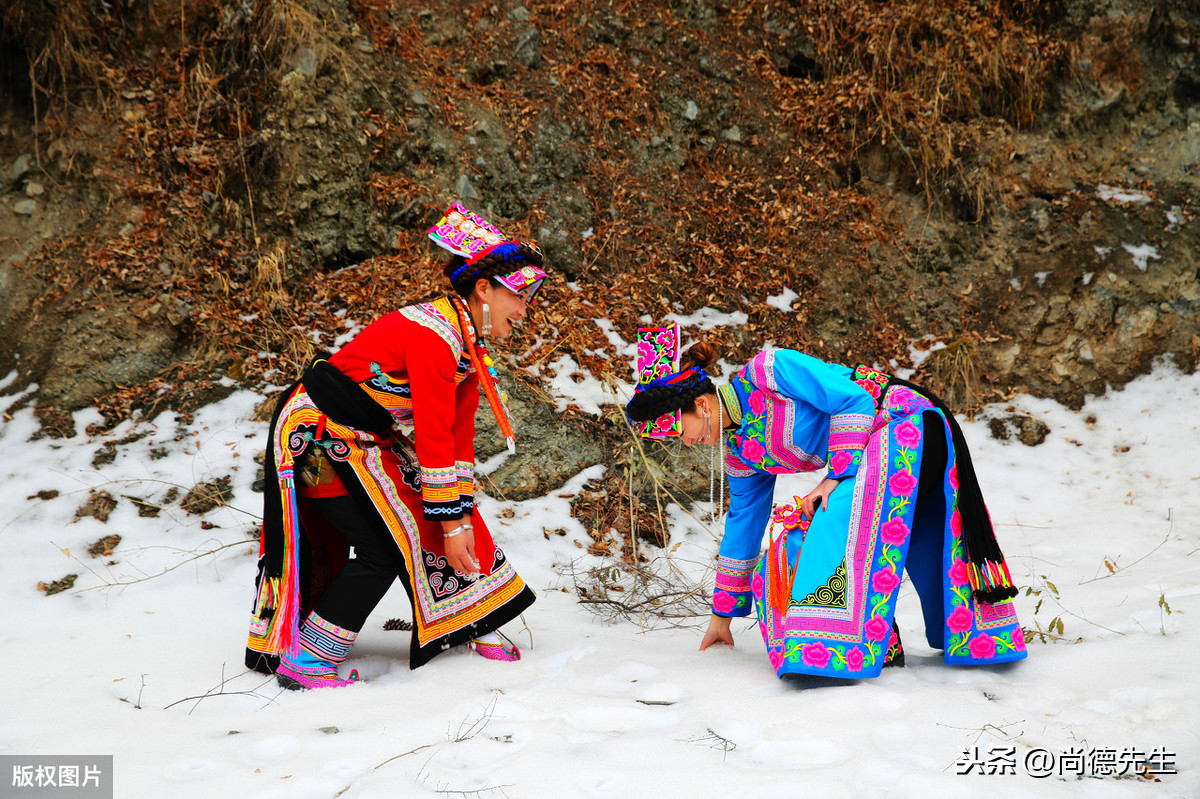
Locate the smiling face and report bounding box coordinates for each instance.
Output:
[477,280,532,340]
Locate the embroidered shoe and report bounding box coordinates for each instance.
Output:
[469,633,521,662]
[883,620,905,668]
[277,612,362,689]
[276,661,360,690]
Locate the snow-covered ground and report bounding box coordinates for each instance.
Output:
[1,359,1197,798]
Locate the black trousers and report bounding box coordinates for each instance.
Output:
[308,496,404,633]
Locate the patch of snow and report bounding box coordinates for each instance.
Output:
[1122,243,1161,272]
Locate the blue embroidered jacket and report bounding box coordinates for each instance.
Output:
[711,350,876,617]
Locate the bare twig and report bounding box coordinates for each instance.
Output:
[1079,524,1172,585]
[164,663,280,712]
[688,728,738,763]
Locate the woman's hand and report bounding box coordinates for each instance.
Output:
[442,520,480,576]
[801,476,841,519]
[699,614,735,651]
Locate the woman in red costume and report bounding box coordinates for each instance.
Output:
[245,203,545,688]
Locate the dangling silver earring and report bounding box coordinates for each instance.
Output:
[482,302,493,336]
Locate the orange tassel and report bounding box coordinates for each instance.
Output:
[452,296,515,447]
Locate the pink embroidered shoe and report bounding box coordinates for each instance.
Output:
[277,612,361,689]
[469,633,521,662]
[276,659,360,690]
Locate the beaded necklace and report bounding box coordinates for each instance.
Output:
[708,396,725,526]
[449,294,516,452]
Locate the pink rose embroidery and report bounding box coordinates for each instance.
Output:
[741,438,766,464]
[1011,628,1027,652]
[858,380,882,399]
[947,604,974,634]
[748,390,769,415]
[880,517,910,545]
[871,566,901,595]
[968,633,997,660]
[801,641,831,669]
[950,511,963,538]
[829,451,853,475]
[712,590,736,614]
[888,468,918,496]
[655,413,676,431]
[751,572,765,598]
[894,419,922,449]
[949,465,959,491]
[948,559,970,587]
[846,646,864,672]
[865,615,890,641]
[768,647,785,671]
[888,387,916,410]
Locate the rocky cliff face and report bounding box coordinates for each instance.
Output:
[0,0,1197,505]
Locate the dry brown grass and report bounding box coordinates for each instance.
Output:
[919,336,982,412]
[782,0,1073,218]
[1,0,108,99]
[7,0,1080,429]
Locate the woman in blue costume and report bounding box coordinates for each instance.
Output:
[625,343,1027,679]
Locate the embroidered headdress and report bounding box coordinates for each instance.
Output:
[428,201,547,301]
[625,324,716,439]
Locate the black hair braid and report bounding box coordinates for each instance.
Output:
[445,243,545,297]
[625,374,715,422]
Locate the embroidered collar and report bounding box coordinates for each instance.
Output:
[718,383,742,427]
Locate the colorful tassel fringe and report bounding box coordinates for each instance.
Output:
[968,558,1018,603]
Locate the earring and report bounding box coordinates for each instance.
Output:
[482,302,492,336]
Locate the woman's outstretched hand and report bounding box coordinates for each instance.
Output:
[443,521,481,576]
[801,476,841,519]
[699,614,734,650]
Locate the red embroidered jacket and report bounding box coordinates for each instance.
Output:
[328,297,479,520]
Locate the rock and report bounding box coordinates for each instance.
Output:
[88,534,122,557]
[987,413,1050,446]
[11,153,32,179]
[293,47,319,77]
[456,174,477,200]
[76,490,118,523]
[1016,417,1051,446]
[38,574,78,596]
[721,126,742,142]
[513,29,542,68]
[24,181,45,197]
[684,101,699,121]
[181,476,233,514]
[13,199,37,215]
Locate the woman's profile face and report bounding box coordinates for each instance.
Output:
[480,283,532,340]
[679,395,719,447]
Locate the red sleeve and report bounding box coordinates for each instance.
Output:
[405,323,469,521]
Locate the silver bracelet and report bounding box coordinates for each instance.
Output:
[443,523,472,539]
